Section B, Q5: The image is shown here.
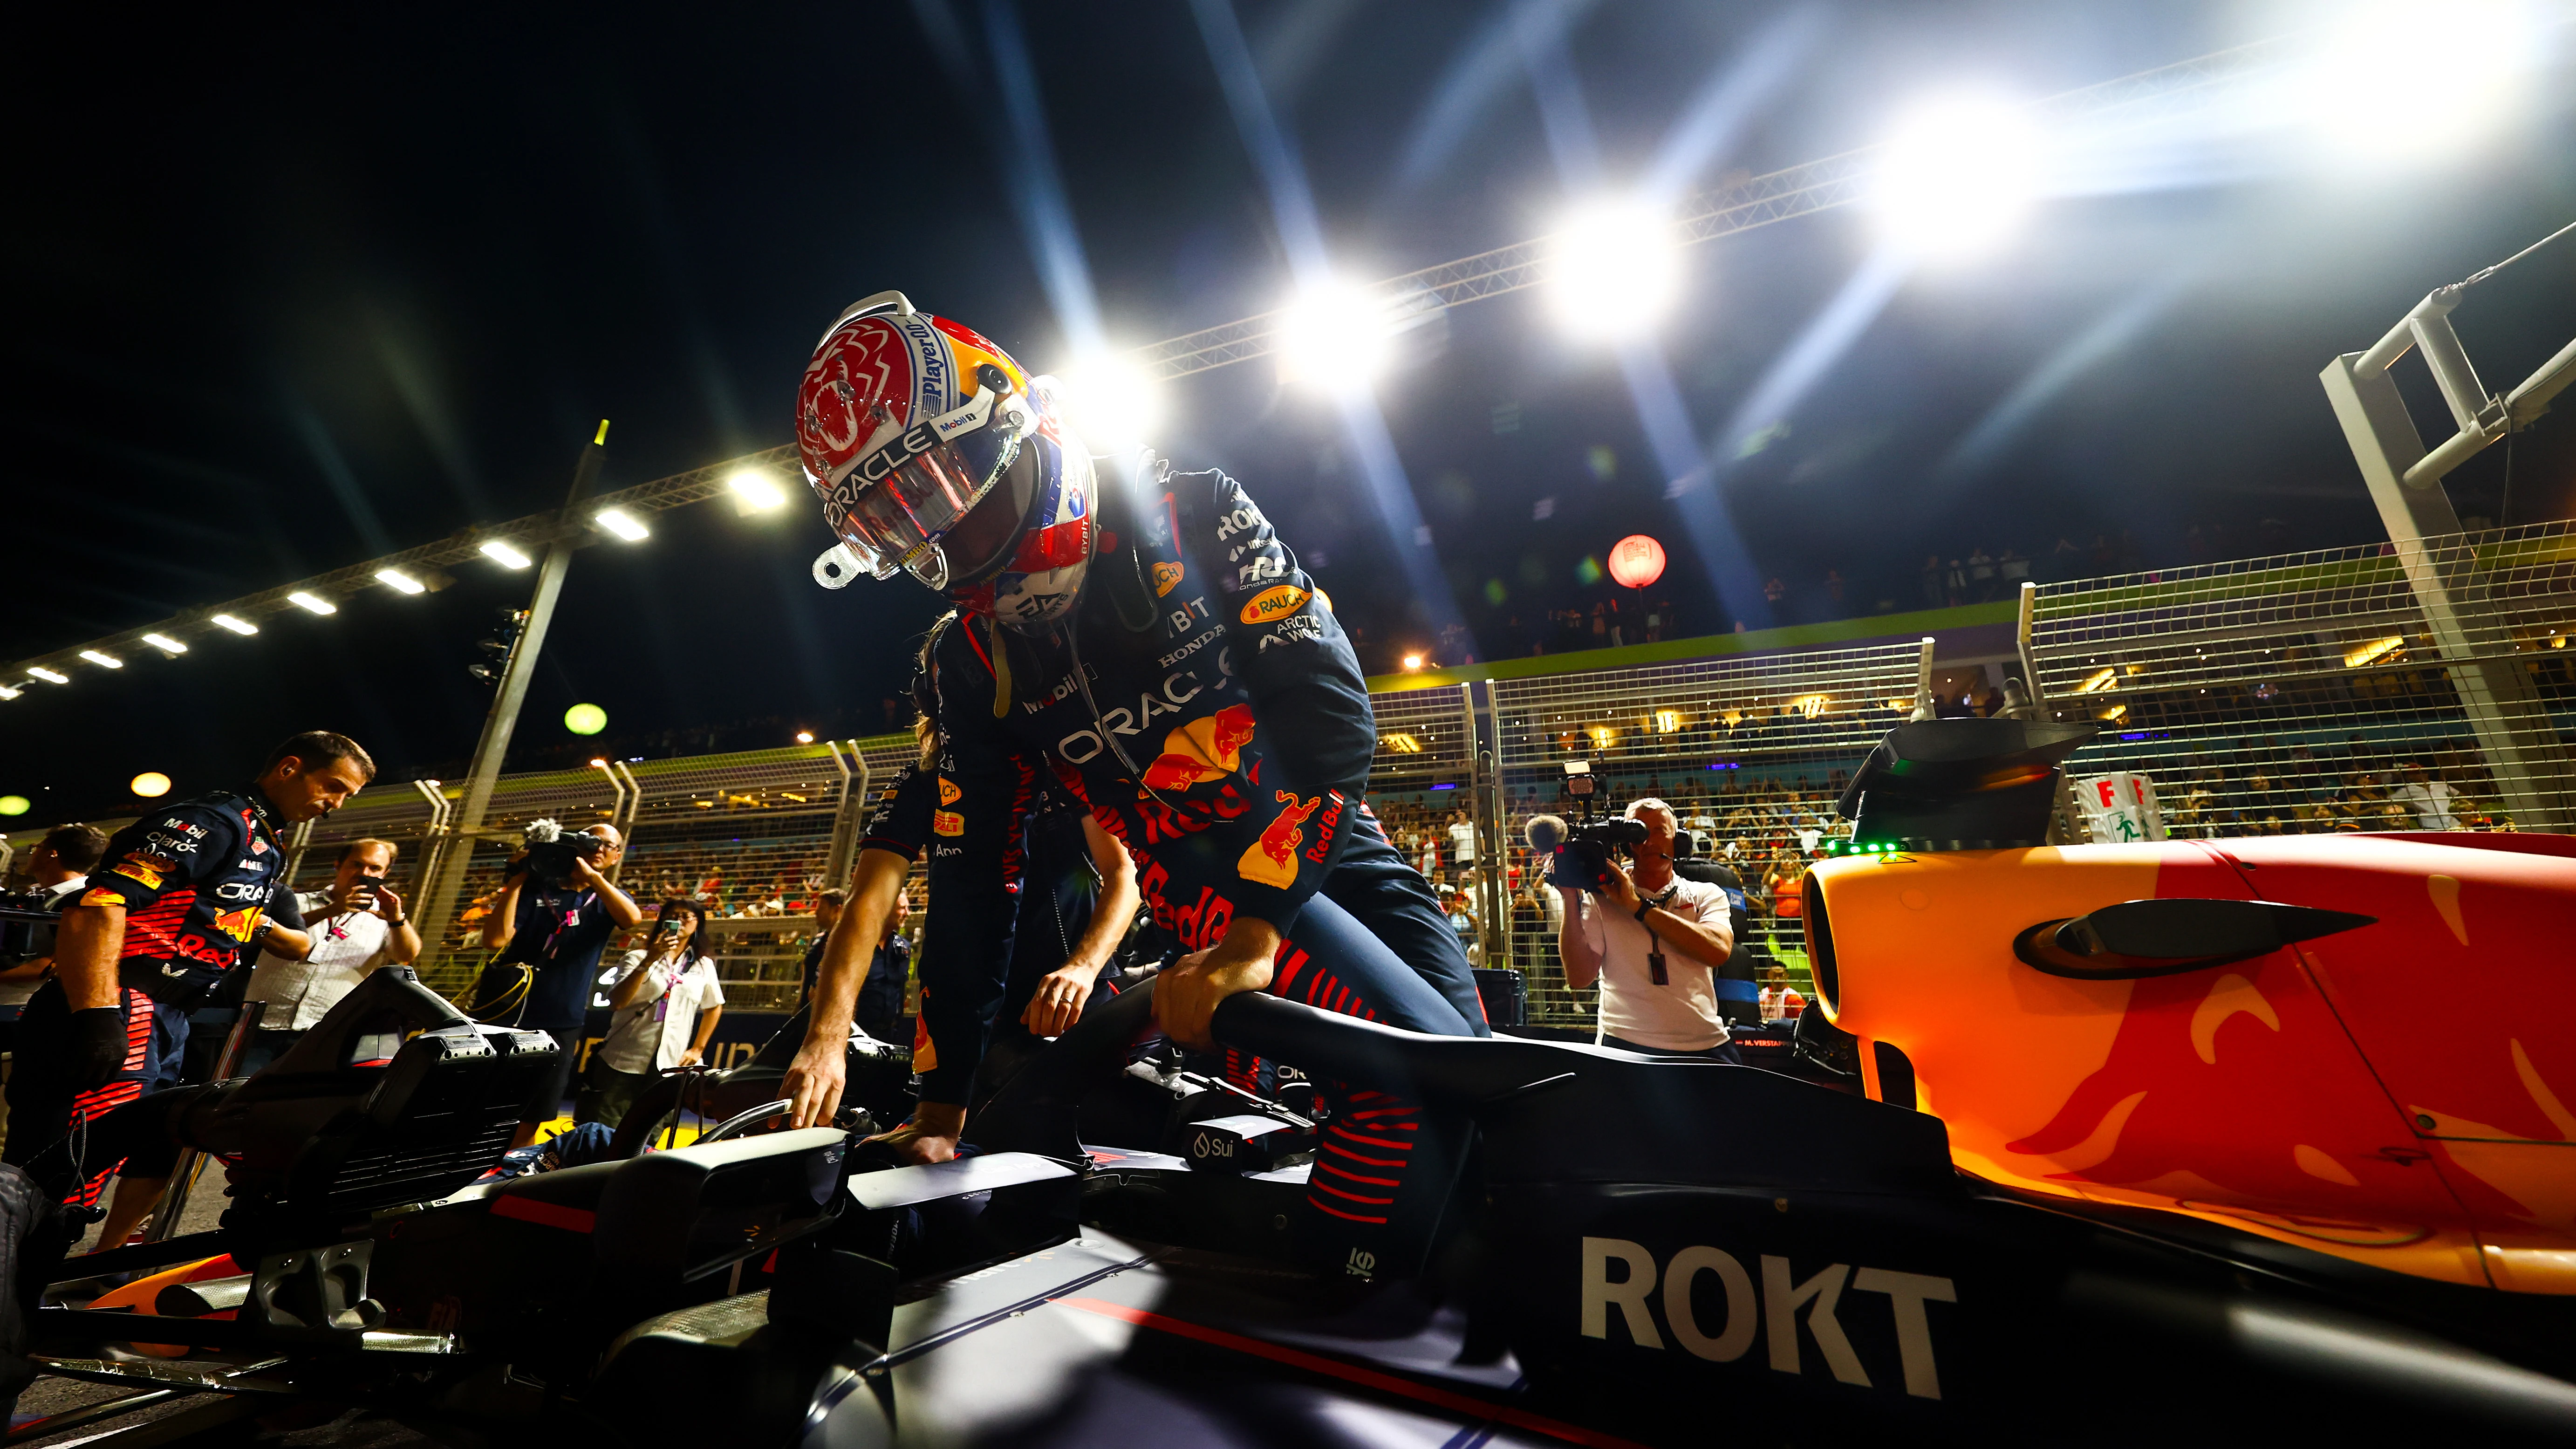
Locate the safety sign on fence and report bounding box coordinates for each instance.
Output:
[2071,772,2167,844]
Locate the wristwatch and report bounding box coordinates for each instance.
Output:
[1633,885,1679,923]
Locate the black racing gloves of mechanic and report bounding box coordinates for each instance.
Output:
[66,1008,129,1087]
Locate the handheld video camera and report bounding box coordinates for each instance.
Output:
[520,818,606,888]
[1524,761,1696,894]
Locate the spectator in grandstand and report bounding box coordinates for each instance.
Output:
[1998,548,2031,591]
[1920,555,1945,609]
[1417,829,1442,882]
[1759,966,1805,1021]
[471,822,646,1148]
[1447,810,1476,884]
[236,838,422,1075]
[1554,798,1737,1059]
[1763,848,1809,928]
[0,823,109,1152]
[2393,761,2463,830]
[577,898,723,1129]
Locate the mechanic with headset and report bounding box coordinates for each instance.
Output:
[785,294,1487,1279]
[6,731,367,1246]
[786,666,1140,1160]
[1554,797,1740,1060]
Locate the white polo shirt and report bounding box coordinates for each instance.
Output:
[244,899,398,1030]
[596,950,724,1073]
[1577,875,1733,1052]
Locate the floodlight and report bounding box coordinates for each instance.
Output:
[795,730,815,744]
[28,667,69,683]
[1545,199,1683,339]
[1275,280,1395,392]
[730,470,788,512]
[131,772,171,798]
[1401,652,1426,671]
[1053,355,1164,449]
[375,568,427,594]
[479,540,533,569]
[211,614,259,636]
[2296,0,2539,165]
[142,633,188,654]
[288,591,337,615]
[80,650,123,669]
[0,685,19,701]
[596,507,651,541]
[1870,94,2042,257]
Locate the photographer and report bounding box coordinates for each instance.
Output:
[578,898,722,1129]
[469,821,644,1148]
[1553,798,1738,1059]
[234,837,420,1074]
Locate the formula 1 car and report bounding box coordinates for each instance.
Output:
[19,719,2576,1447]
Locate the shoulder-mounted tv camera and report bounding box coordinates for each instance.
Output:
[519,818,606,888]
[1523,761,1698,894]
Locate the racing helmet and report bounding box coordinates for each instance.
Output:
[797,292,1095,627]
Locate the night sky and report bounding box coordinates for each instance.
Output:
[7,1,2572,824]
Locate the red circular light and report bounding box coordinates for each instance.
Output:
[1607,534,1666,589]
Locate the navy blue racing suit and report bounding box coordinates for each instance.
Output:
[868,759,1104,1107]
[4,789,288,1210]
[924,461,1485,1277]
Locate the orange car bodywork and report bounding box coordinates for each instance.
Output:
[1807,834,2576,1294]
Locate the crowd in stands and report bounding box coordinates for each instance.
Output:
[2138,740,2502,835]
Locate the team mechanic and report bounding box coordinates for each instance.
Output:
[785,294,1487,1276]
[786,679,1140,1162]
[6,731,371,1246]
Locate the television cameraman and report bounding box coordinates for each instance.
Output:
[469,821,645,1148]
[1551,797,1738,1059]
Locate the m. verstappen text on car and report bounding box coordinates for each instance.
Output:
[6,731,370,1248]
[787,294,1488,1275]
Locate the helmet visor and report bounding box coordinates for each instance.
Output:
[821,382,1035,588]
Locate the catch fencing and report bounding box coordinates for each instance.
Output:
[10,524,2568,1032]
[2026,522,2576,838]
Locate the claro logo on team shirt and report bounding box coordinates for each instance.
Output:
[1580,1237,1957,1401]
[1238,584,1309,625]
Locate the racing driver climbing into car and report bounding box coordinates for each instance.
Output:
[779,292,1487,1278]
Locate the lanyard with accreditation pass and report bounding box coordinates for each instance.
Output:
[1634,884,1680,986]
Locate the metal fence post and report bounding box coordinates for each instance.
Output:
[2323,349,2572,832]
[822,741,873,894]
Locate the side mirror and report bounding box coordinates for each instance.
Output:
[2014,898,2375,981]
